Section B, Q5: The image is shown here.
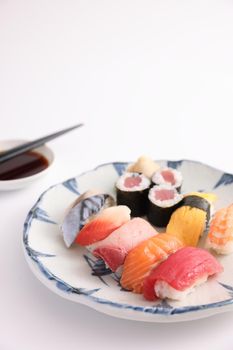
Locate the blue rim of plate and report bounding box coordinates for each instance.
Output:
[23,160,233,317]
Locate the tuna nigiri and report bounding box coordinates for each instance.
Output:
[206,204,233,254]
[88,218,158,272]
[143,247,223,301]
[166,192,217,247]
[120,233,183,294]
[76,206,131,246]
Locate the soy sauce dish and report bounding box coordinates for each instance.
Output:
[0,140,54,190]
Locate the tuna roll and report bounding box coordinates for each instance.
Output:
[147,184,183,227]
[116,172,151,217]
[152,167,183,192]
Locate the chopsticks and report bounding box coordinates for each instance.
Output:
[0,123,83,164]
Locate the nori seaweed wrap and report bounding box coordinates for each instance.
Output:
[116,172,151,217]
[147,184,183,227]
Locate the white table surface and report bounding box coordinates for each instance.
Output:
[1,1,233,349]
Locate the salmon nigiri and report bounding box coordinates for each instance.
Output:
[120,233,183,294]
[89,218,158,272]
[76,206,131,246]
[143,247,223,301]
[206,204,233,254]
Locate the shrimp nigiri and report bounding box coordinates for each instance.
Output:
[206,204,233,254]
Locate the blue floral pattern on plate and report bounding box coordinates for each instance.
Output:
[23,160,233,322]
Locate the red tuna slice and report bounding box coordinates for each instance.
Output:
[155,189,175,201]
[90,217,158,271]
[143,247,223,301]
[93,246,127,272]
[76,205,131,246]
[124,175,142,188]
[161,170,175,185]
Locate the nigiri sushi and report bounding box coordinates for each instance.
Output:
[120,233,183,293]
[206,204,233,254]
[76,205,131,246]
[127,155,160,178]
[143,247,223,301]
[88,218,158,272]
[61,191,115,247]
[166,192,217,247]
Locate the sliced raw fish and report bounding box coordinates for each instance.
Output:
[124,176,142,188]
[161,170,175,185]
[76,205,131,246]
[154,188,175,201]
[120,233,183,294]
[89,218,158,272]
[143,247,223,301]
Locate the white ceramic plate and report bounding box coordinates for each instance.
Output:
[0,139,54,191]
[23,160,233,322]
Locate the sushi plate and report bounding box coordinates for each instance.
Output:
[23,160,233,323]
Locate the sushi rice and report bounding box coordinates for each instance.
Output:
[154,276,208,301]
[148,184,183,208]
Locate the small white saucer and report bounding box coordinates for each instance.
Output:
[0,139,54,191]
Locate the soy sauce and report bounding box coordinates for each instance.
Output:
[0,151,49,180]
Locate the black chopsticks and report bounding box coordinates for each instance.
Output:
[0,123,83,164]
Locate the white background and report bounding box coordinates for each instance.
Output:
[1,0,233,349]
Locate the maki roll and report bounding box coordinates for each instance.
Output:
[143,247,223,301]
[116,172,151,216]
[166,192,217,247]
[152,167,183,192]
[147,184,183,227]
